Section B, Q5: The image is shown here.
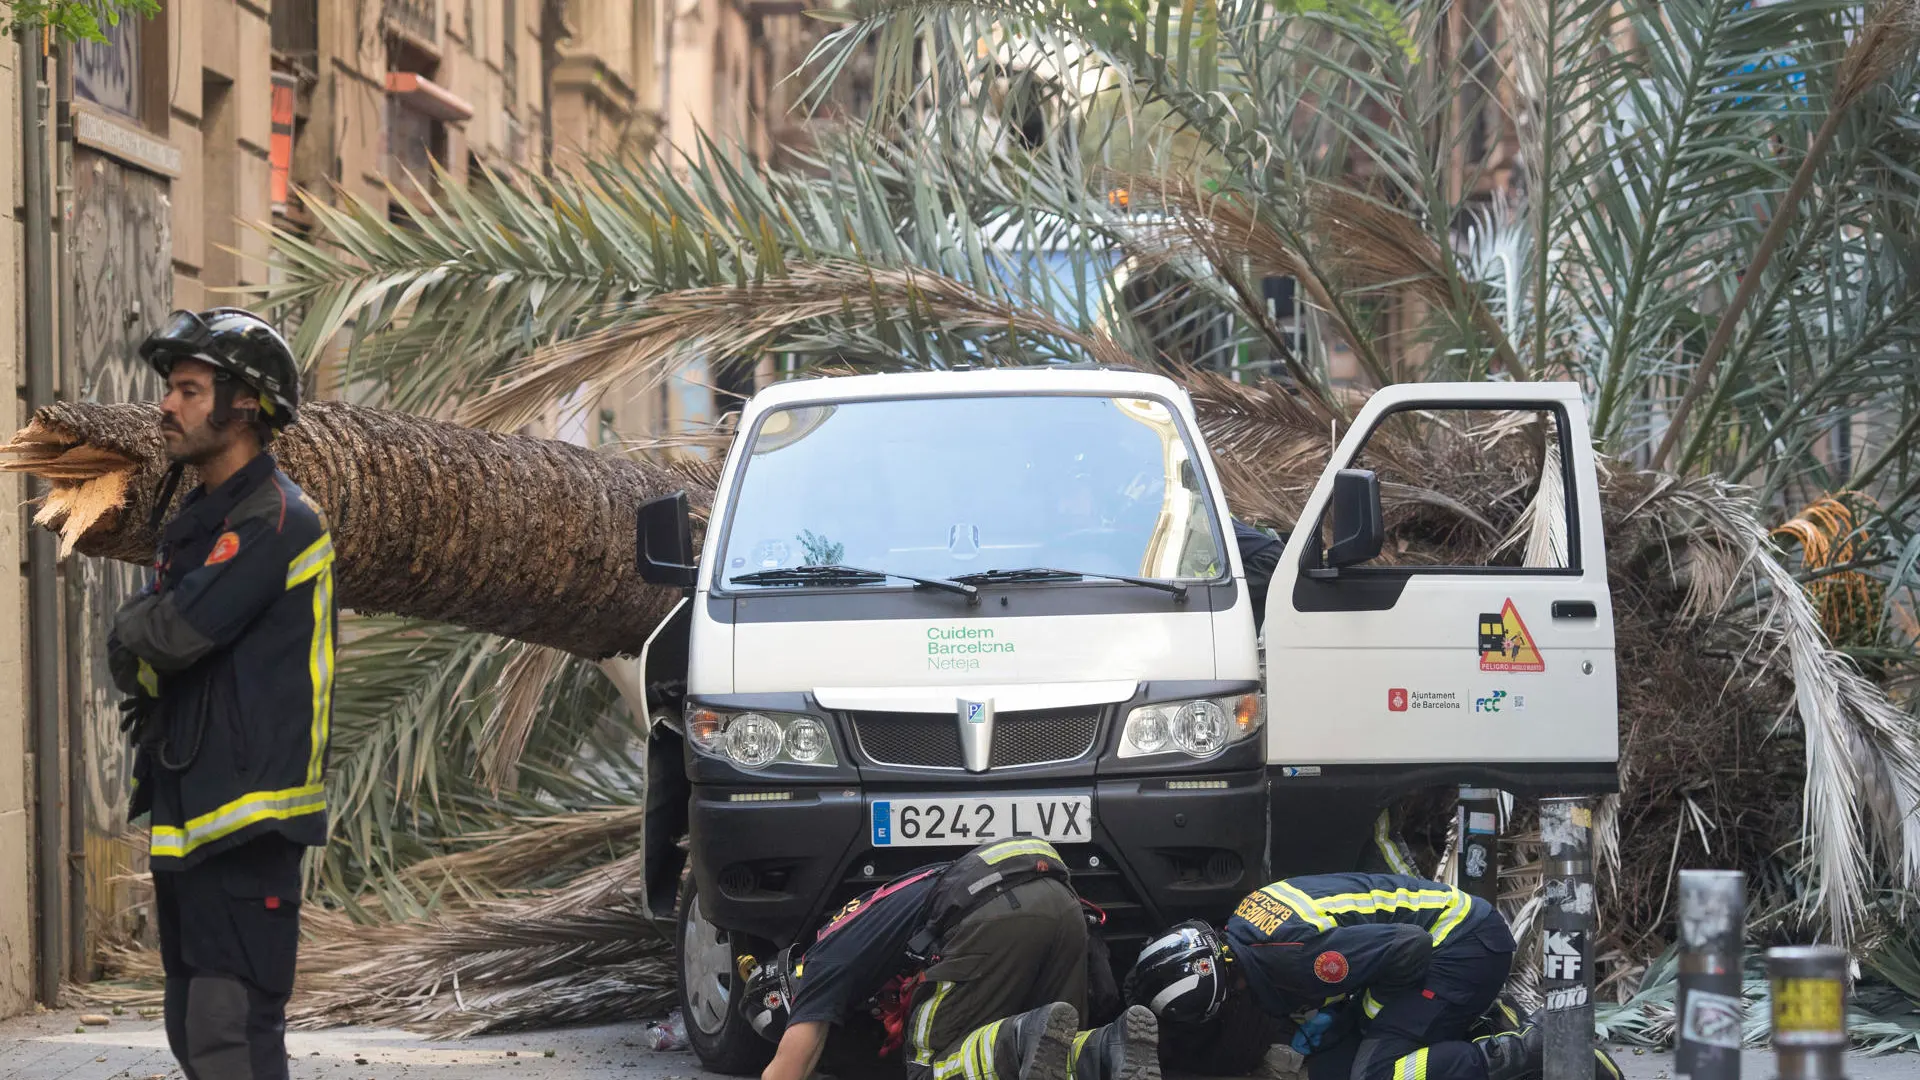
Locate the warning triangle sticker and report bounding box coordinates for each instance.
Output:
[1478,599,1545,672]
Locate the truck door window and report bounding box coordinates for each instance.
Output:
[1320,407,1574,571]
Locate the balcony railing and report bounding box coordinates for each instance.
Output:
[384,0,440,51]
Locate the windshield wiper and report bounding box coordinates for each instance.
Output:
[950,567,1189,601]
[729,564,979,602]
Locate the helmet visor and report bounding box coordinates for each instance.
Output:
[140,310,214,363]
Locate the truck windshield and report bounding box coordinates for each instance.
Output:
[719,394,1226,587]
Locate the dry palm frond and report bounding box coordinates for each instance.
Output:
[1311,190,1527,380]
[1772,494,1887,648]
[476,645,569,793]
[399,806,647,892]
[459,262,1139,432]
[1113,181,1526,382]
[93,846,674,1036]
[1834,0,1920,112]
[291,851,671,1036]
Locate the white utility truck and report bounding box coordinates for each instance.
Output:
[629,368,1617,1074]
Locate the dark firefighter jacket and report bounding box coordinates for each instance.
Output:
[109,451,335,871]
[1222,873,1508,1019]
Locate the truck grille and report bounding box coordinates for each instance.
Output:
[850,708,1102,769]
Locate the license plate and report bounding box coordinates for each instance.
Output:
[870,796,1092,848]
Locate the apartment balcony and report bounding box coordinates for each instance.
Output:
[384,0,442,57]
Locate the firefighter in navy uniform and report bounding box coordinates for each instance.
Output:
[750,837,1161,1080]
[1125,874,1540,1080]
[108,308,333,1080]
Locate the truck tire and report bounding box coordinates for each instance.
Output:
[677,875,777,1075]
[1159,989,1280,1076]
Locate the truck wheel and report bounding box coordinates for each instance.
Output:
[1159,990,1280,1076]
[677,876,776,1075]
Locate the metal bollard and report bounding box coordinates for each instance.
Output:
[1539,798,1596,1080]
[1767,946,1848,1080]
[1677,870,1746,1080]
[1458,787,1501,903]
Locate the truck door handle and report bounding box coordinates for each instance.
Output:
[1552,600,1597,619]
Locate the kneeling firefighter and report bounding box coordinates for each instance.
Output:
[749,837,1161,1080]
[1125,873,1543,1080]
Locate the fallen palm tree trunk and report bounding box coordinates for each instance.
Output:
[1,401,707,658]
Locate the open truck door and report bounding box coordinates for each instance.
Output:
[1263,383,1617,874]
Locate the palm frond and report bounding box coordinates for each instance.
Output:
[460,261,1139,431]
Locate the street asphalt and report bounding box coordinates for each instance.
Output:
[3,1007,1916,1080]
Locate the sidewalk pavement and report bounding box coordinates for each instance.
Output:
[3,1006,1911,1080]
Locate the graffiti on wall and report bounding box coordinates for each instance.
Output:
[72,16,141,118]
[70,150,171,925]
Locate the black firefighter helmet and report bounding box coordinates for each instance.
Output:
[140,307,301,428]
[1124,919,1230,1024]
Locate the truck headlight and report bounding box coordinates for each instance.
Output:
[1119,694,1263,759]
[727,714,784,769]
[784,718,830,764]
[687,708,840,769]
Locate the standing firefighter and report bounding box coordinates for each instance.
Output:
[1126,874,1539,1080]
[109,308,333,1080]
[752,837,1161,1080]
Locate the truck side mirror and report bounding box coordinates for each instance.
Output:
[1310,469,1383,578]
[636,491,697,588]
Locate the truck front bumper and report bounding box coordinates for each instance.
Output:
[689,767,1267,950]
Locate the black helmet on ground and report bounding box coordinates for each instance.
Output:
[1124,919,1229,1024]
[140,307,301,428]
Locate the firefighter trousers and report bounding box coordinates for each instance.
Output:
[154,835,306,1080]
[905,877,1089,1080]
[1306,923,1515,1080]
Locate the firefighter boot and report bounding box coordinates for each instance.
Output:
[1476,1021,1543,1080]
[1002,1001,1080,1080]
[1069,1004,1161,1080]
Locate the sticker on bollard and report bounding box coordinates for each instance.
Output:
[1680,989,1743,1049]
[1773,978,1845,1044]
[1544,930,1587,980]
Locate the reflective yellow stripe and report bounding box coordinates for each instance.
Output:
[1391,1048,1429,1080]
[1429,892,1473,945]
[1309,886,1475,945]
[304,560,335,785]
[973,1021,996,1080]
[1374,810,1415,874]
[1314,887,1458,913]
[981,839,1061,864]
[1363,990,1382,1018]
[285,535,335,588]
[148,783,326,859]
[1262,881,1335,930]
[137,659,160,697]
[1069,1031,1093,1075]
[912,982,954,1065]
[932,1010,997,1080]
